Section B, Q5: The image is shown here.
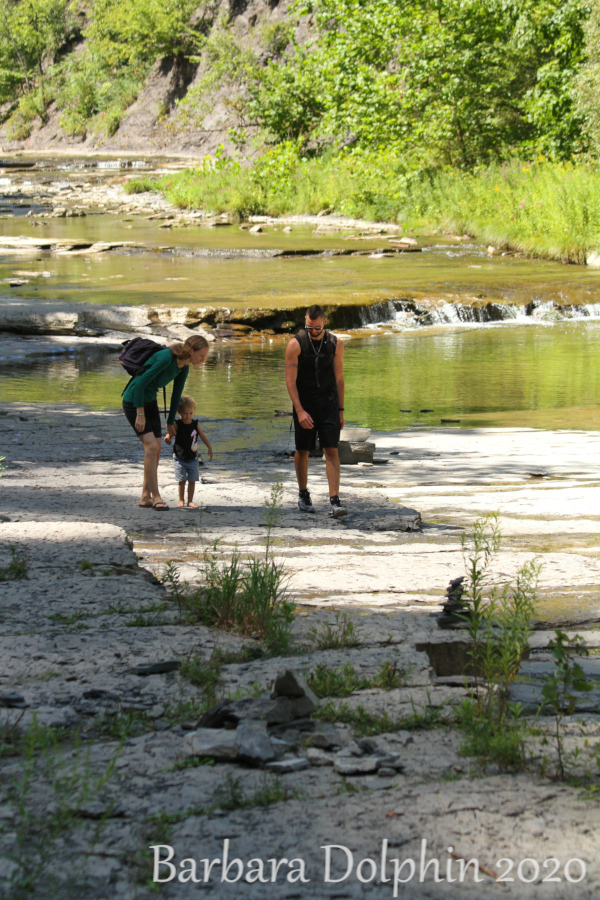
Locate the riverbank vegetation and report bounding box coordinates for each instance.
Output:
[2,1,600,258]
[136,150,600,262]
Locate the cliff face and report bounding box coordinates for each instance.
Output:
[0,0,304,158]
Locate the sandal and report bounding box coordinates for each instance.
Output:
[152,501,169,511]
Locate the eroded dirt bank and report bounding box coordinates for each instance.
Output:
[1,404,599,898]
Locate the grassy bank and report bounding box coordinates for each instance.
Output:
[126,148,600,263]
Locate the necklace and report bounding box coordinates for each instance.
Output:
[308,331,326,386]
[309,333,325,356]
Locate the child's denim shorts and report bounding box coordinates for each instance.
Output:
[173,458,200,483]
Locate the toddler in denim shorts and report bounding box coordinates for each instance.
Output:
[164,395,213,508]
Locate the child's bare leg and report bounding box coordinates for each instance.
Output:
[177,482,186,508]
[188,482,198,509]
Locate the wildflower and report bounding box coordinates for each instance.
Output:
[494,186,500,192]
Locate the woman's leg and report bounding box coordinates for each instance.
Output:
[140,433,163,505]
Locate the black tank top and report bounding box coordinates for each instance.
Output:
[294,330,338,405]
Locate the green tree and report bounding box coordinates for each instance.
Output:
[246,0,589,165]
[0,0,75,116]
[84,0,206,66]
[575,0,600,154]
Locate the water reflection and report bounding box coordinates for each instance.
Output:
[3,321,600,432]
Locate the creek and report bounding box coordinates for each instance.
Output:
[1,155,600,432]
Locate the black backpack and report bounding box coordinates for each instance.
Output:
[119,337,168,418]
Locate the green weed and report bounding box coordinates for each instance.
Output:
[5,719,121,898]
[451,515,539,770]
[123,176,160,194]
[213,772,294,811]
[456,698,527,769]
[337,778,366,795]
[79,560,93,572]
[461,514,539,725]
[180,650,223,703]
[308,662,371,698]
[125,603,169,627]
[315,700,447,737]
[306,660,409,699]
[0,547,28,582]
[48,611,90,625]
[372,660,409,690]
[165,483,295,653]
[308,612,362,650]
[540,630,594,781]
[0,710,25,758]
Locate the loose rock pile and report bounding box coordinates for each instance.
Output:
[182,669,407,776]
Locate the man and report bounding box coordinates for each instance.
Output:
[285,304,348,517]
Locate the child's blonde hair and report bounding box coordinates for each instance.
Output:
[178,395,196,414]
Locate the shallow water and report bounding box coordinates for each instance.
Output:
[4,321,600,433]
[3,157,600,435]
[1,157,600,311]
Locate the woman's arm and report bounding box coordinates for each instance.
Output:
[168,366,188,425]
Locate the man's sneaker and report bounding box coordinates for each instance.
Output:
[329,495,348,518]
[298,489,315,513]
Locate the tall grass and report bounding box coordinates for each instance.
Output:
[411,161,600,263]
[128,144,600,262]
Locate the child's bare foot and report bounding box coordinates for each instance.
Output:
[177,500,185,508]
[187,502,199,509]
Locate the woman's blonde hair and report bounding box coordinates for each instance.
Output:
[178,395,196,414]
[171,334,209,360]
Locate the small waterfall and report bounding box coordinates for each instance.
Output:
[352,297,600,331]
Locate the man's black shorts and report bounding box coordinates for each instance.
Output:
[123,399,162,439]
[294,394,340,451]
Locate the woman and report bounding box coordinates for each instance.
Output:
[122,334,210,510]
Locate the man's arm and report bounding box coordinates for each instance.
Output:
[285,338,314,429]
[333,338,345,429]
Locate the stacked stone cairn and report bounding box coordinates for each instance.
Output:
[436,575,470,629]
[182,669,406,776]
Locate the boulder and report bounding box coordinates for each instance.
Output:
[334,756,380,775]
[182,728,238,761]
[249,224,263,233]
[266,757,310,773]
[273,670,319,708]
[198,693,317,729]
[236,720,275,767]
[586,251,600,268]
[303,723,343,750]
[338,441,375,464]
[306,747,334,766]
[339,427,371,443]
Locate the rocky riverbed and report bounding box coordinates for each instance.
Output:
[1,402,599,899]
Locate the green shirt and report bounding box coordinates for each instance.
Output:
[123,349,188,425]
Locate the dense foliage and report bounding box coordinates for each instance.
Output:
[0,0,209,138]
[244,0,589,165]
[0,0,594,160]
[575,0,600,153]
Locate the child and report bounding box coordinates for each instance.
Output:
[164,395,213,508]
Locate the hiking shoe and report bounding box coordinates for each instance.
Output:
[329,495,348,518]
[298,489,315,513]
